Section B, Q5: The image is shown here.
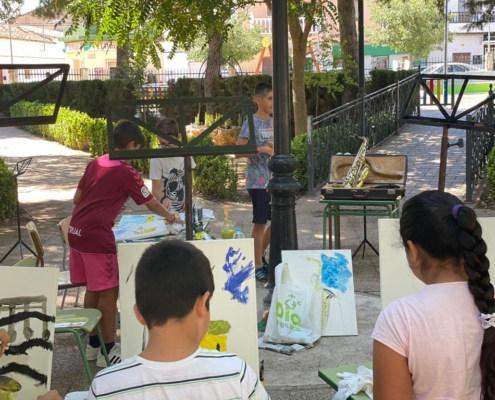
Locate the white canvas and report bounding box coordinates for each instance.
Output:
[117,239,260,373]
[378,218,495,307]
[281,250,358,336]
[0,266,58,399]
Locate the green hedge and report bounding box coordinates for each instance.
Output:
[1,79,136,119]
[367,69,418,93]
[488,146,495,188]
[9,101,157,173]
[0,158,16,220]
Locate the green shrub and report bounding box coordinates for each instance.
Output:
[0,158,16,220]
[192,136,238,200]
[367,69,417,93]
[292,133,308,193]
[2,79,137,119]
[488,146,495,188]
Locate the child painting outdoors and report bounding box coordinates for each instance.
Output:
[373,190,495,399]
[236,83,274,283]
[68,120,183,368]
[88,241,270,400]
[150,118,195,212]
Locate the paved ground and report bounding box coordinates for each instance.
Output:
[1,94,494,399]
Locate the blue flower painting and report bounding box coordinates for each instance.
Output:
[222,246,254,304]
[320,252,352,293]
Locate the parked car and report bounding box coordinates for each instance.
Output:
[421,62,483,74]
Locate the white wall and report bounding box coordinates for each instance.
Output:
[0,38,65,83]
[159,41,191,71]
[428,33,483,60]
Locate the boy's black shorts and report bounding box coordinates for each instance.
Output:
[248,189,271,224]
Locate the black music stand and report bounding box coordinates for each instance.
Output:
[0,157,36,263]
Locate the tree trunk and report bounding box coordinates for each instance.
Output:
[204,32,223,114]
[288,17,311,136]
[337,0,359,104]
[116,42,131,78]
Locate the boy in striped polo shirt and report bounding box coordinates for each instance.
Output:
[88,241,269,400]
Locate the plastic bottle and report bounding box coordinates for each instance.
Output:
[233,227,245,239]
[196,199,203,223]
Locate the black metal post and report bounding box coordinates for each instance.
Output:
[265,0,300,304]
[358,0,366,136]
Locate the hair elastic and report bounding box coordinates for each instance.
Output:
[478,313,495,330]
[452,204,463,220]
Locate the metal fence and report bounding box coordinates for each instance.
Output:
[307,73,420,193]
[466,86,495,202]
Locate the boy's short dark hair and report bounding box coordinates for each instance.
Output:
[254,82,272,98]
[156,118,179,138]
[135,241,215,328]
[114,120,146,149]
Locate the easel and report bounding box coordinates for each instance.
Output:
[0,157,36,263]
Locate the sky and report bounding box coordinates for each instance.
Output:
[20,0,40,14]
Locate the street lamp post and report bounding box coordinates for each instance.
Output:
[265,0,300,305]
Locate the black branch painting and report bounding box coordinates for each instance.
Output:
[0,295,55,398]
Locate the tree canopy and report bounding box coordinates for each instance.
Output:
[368,0,447,60]
[1,0,22,21]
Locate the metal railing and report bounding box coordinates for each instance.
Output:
[450,12,484,24]
[307,74,420,193]
[466,86,495,202]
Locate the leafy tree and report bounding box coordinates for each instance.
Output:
[265,0,337,135]
[1,0,22,21]
[368,0,448,64]
[187,13,264,66]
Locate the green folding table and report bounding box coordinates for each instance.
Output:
[318,361,373,400]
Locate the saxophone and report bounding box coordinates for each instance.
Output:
[343,135,369,189]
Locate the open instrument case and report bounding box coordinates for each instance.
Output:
[321,154,408,200]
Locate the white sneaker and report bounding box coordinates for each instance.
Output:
[97,343,121,368]
[86,345,100,361]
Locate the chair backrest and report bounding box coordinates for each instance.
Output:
[57,216,72,245]
[26,221,44,267]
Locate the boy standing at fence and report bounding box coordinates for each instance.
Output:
[236,83,274,283]
[150,118,195,212]
[88,241,269,400]
[69,120,183,368]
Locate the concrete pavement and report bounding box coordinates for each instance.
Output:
[1,93,494,398]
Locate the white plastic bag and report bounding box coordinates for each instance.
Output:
[263,263,322,345]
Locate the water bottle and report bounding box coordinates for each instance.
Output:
[233,228,245,239]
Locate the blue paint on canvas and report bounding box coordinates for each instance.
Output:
[223,246,254,304]
[320,253,352,293]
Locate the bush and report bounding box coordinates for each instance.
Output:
[0,158,16,220]
[2,79,137,119]
[192,136,238,200]
[292,133,308,193]
[488,146,495,188]
[367,69,418,93]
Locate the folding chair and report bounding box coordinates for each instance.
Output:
[57,217,81,308]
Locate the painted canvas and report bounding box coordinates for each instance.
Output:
[281,250,358,336]
[117,239,259,373]
[378,218,495,307]
[0,267,58,400]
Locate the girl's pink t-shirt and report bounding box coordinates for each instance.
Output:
[372,281,483,400]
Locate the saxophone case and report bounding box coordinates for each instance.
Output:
[321,154,407,200]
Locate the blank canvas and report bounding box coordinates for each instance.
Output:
[117,239,259,373]
[0,266,58,399]
[281,250,358,336]
[378,218,495,307]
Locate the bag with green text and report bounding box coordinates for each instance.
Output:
[263,263,322,345]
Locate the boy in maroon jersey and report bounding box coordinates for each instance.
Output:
[68,120,183,367]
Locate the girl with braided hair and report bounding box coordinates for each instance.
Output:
[372,190,495,399]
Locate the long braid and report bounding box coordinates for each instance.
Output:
[456,205,495,399]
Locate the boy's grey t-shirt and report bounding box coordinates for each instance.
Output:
[239,114,273,189]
